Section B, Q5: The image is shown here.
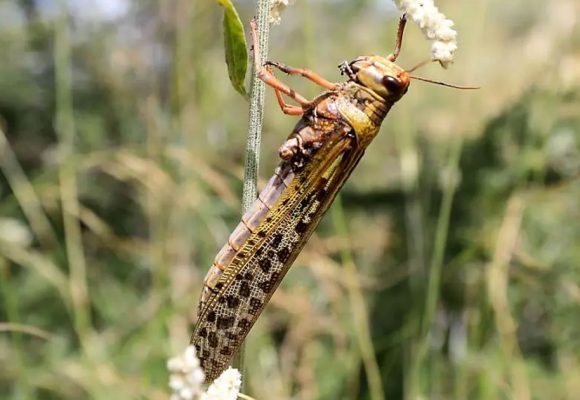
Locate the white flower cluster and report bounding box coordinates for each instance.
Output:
[168,346,205,400]
[398,0,458,68]
[269,0,295,25]
[168,346,242,400]
[201,368,242,400]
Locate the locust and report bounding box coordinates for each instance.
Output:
[191,15,474,381]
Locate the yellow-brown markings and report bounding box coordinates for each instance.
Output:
[192,28,412,380]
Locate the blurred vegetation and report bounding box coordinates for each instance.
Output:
[0,1,579,399]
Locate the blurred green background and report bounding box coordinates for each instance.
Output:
[0,0,579,399]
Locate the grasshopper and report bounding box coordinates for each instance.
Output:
[191,15,473,381]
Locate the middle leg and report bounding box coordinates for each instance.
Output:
[273,86,304,115]
[264,61,337,91]
[250,19,311,108]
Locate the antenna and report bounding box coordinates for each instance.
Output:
[409,75,480,90]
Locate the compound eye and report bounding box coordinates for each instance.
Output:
[382,75,402,93]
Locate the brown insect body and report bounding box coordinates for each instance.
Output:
[188,13,419,383]
[189,9,483,379]
[192,56,410,379]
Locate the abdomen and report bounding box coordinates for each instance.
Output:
[191,122,364,380]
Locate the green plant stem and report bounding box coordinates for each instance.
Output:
[423,140,462,336]
[332,196,385,400]
[0,128,57,249]
[241,1,270,211]
[54,8,93,348]
[0,259,33,398]
[235,0,272,385]
[410,137,463,396]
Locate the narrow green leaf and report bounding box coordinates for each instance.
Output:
[216,0,248,97]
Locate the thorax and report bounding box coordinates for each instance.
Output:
[333,82,391,146]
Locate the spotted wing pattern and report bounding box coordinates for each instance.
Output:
[191,127,367,380]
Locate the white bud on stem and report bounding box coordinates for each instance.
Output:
[269,0,295,25]
[398,0,458,68]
